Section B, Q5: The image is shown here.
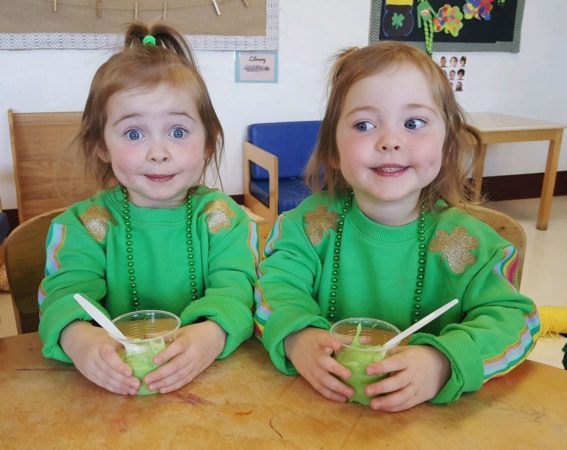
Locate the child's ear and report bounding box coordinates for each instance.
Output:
[96,145,110,163]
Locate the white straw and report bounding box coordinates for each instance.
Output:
[382,299,459,351]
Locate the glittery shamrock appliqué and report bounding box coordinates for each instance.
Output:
[304,205,339,246]
[429,226,479,274]
[80,205,116,242]
[202,199,236,233]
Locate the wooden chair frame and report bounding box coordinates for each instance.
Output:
[243,141,279,225]
[4,208,65,334]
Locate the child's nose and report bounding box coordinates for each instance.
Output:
[147,142,171,162]
[149,154,169,162]
[380,142,401,151]
[376,132,401,152]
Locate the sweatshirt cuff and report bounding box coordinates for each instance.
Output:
[409,331,484,404]
[262,306,330,375]
[39,293,101,364]
[180,297,253,359]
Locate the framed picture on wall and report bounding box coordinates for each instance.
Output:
[235,51,278,83]
[369,0,526,54]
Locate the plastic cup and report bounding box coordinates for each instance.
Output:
[112,310,180,395]
[330,317,400,406]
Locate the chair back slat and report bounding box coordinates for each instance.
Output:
[8,110,98,223]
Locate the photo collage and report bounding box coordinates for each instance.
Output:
[438,54,466,93]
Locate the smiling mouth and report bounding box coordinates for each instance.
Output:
[145,174,175,182]
[373,166,408,177]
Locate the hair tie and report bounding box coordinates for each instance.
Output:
[142,35,156,46]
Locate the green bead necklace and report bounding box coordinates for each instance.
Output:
[327,191,428,325]
[121,186,198,310]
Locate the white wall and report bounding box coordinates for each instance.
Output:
[1,0,566,209]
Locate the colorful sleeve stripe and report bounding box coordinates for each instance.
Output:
[38,282,47,307]
[483,308,541,380]
[264,215,284,257]
[45,223,66,275]
[253,283,272,338]
[247,221,260,270]
[492,245,519,290]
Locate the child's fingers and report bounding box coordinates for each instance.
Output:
[151,369,195,394]
[369,385,419,412]
[156,378,189,394]
[100,345,132,376]
[316,356,354,398]
[146,359,202,393]
[316,385,349,403]
[367,352,409,376]
[98,345,142,392]
[310,375,350,403]
[320,369,353,398]
[143,357,180,385]
[365,370,410,397]
[318,334,344,354]
[87,358,139,395]
[102,375,139,395]
[321,354,351,381]
[153,338,185,365]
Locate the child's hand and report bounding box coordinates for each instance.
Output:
[144,320,226,394]
[365,344,451,412]
[284,327,354,402]
[61,321,139,395]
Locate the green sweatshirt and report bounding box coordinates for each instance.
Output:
[39,185,259,363]
[254,192,540,404]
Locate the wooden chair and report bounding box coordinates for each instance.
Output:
[4,208,64,333]
[8,109,98,223]
[463,204,526,288]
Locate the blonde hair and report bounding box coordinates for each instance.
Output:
[305,41,481,210]
[79,22,224,188]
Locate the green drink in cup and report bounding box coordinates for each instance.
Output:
[330,318,400,406]
[112,310,180,396]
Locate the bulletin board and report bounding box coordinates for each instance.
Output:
[0,0,279,51]
[369,0,525,53]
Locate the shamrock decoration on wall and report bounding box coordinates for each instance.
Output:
[382,0,506,55]
[392,12,406,29]
[382,0,415,37]
[412,0,508,55]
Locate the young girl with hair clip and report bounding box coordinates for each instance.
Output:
[254,42,539,411]
[39,23,259,395]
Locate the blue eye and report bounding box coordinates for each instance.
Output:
[170,127,188,139]
[405,118,426,130]
[354,121,375,132]
[126,129,143,140]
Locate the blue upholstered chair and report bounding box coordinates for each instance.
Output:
[243,121,321,224]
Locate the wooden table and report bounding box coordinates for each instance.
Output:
[1,333,566,449]
[467,112,566,231]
